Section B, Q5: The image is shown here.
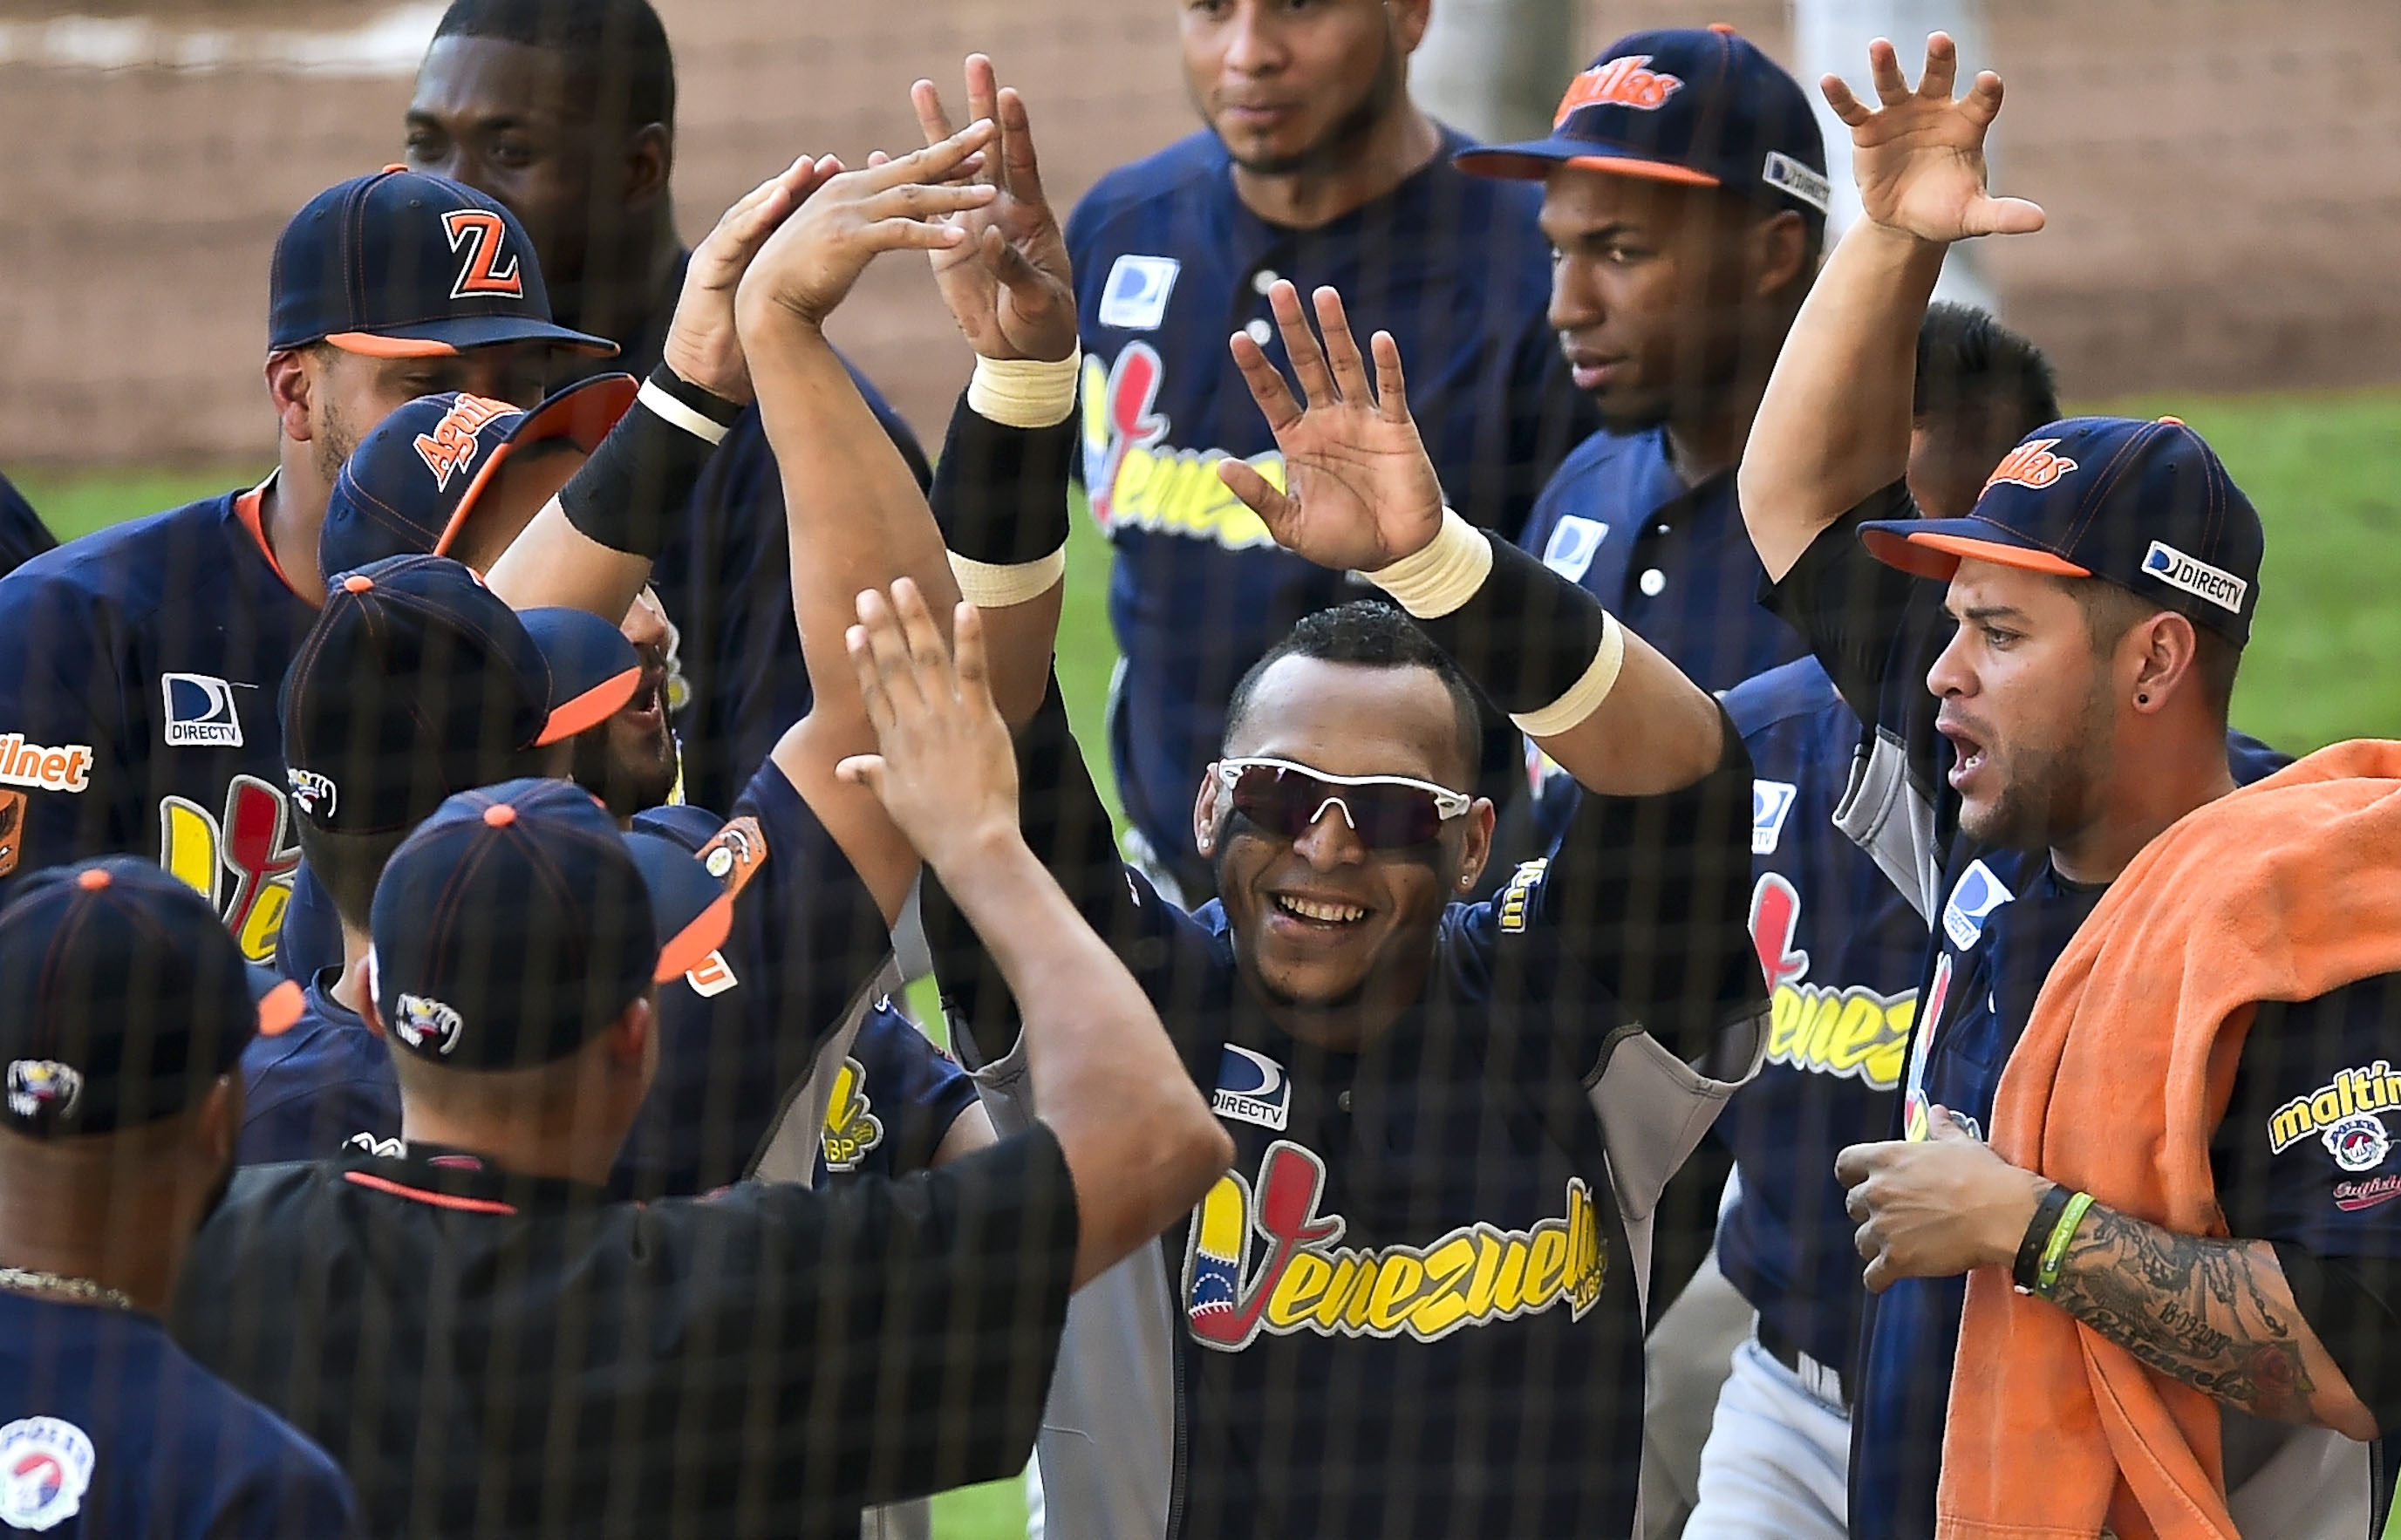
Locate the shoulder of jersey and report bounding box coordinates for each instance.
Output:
[1068,130,1235,238]
[1723,655,1847,741]
[1550,425,1665,487]
[631,802,726,854]
[0,491,243,607]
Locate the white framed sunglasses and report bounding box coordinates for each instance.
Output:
[1214,757,1473,849]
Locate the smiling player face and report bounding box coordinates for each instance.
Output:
[1195,656,1492,1044]
[1928,560,2120,853]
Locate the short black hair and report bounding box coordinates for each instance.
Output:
[1224,601,1484,783]
[432,0,675,133]
[1913,302,2061,447]
[294,820,411,936]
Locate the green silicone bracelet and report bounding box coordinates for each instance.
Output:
[2034,1190,2097,1298]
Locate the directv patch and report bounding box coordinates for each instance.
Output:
[1750,780,1799,855]
[1541,515,1609,582]
[2141,540,2248,614]
[162,672,242,748]
[1211,1043,1290,1131]
[1941,859,2015,951]
[1098,255,1181,331]
[1763,151,1831,215]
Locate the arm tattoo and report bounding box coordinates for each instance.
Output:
[2045,1203,2317,1423]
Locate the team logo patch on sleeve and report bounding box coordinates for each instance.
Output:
[1940,859,2014,951]
[1497,858,1548,934]
[0,1417,94,1531]
[0,790,23,878]
[1211,1044,1290,1131]
[1183,1141,1605,1351]
[1750,780,1799,855]
[697,815,767,897]
[1539,514,1609,582]
[2268,1061,2401,1162]
[819,1057,885,1171]
[1096,255,1181,330]
[0,736,92,794]
[160,673,243,747]
[2141,541,2249,614]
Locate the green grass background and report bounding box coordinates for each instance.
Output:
[20,385,2399,1537]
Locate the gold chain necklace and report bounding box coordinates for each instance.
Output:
[0,1266,135,1312]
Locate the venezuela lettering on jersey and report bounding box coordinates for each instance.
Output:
[1750,871,1914,1090]
[159,775,297,964]
[1081,344,1286,549]
[1182,1139,1603,1352]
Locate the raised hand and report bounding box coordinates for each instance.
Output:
[836,580,1020,877]
[911,56,1076,362]
[1824,33,2044,244]
[662,154,836,402]
[733,119,1000,333]
[1217,281,1447,575]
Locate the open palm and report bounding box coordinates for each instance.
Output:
[911,57,1076,363]
[1825,33,2044,244]
[1218,282,1446,576]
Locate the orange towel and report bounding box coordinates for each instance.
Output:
[1934,739,2401,1540]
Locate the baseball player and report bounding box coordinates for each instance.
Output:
[171,741,1231,1535]
[0,473,55,579]
[1741,35,2388,1537]
[404,0,934,815]
[896,256,1766,1530]
[1069,0,1594,904]
[1670,304,2054,1538]
[0,859,364,1537]
[0,170,606,962]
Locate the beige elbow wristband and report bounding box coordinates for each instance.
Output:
[966,348,1082,430]
[1509,614,1625,738]
[948,545,1067,609]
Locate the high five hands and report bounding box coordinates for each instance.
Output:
[1827,32,2045,245]
[733,120,1002,335]
[911,55,1077,364]
[1216,281,1449,575]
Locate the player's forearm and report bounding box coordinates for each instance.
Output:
[1738,220,1945,581]
[1374,521,1723,795]
[484,503,653,622]
[2045,1201,2377,1439]
[934,829,1231,1288]
[744,313,964,724]
[930,374,1079,731]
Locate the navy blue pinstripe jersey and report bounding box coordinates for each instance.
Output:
[1758,487,2401,1540]
[0,1294,363,1537]
[1070,129,1593,895]
[1518,427,1811,696]
[1714,656,1924,1371]
[0,487,311,963]
[929,685,1761,1538]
